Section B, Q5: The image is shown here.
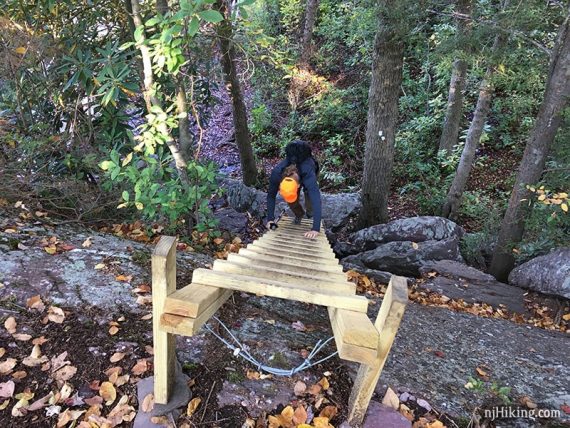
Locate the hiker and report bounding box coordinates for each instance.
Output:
[266,140,322,239]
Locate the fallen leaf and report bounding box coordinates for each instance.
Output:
[131,359,149,376]
[293,380,307,395]
[145,345,154,355]
[0,399,10,410]
[312,416,333,428]
[319,405,338,419]
[433,350,445,358]
[0,381,15,398]
[0,358,17,375]
[32,336,48,345]
[44,245,57,255]
[412,242,419,249]
[115,274,132,282]
[476,366,489,380]
[110,352,126,363]
[292,404,308,424]
[82,237,93,248]
[141,313,153,320]
[318,377,330,390]
[520,396,537,409]
[563,313,570,321]
[99,382,116,405]
[291,321,306,331]
[26,295,45,312]
[308,383,322,395]
[12,333,32,341]
[94,263,106,270]
[4,316,16,334]
[382,387,399,410]
[0,348,4,358]
[187,397,201,417]
[57,408,85,427]
[426,421,445,428]
[109,326,119,336]
[47,306,65,323]
[53,365,77,382]
[12,371,27,380]
[247,370,260,380]
[142,393,154,413]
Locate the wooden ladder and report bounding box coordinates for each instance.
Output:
[152,218,408,425]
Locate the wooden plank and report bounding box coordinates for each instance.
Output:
[250,242,334,259]
[347,275,408,425]
[160,288,233,336]
[266,231,330,245]
[213,260,356,294]
[227,253,348,279]
[163,283,226,318]
[192,268,369,312]
[257,236,333,252]
[328,307,379,349]
[238,247,340,267]
[228,251,343,273]
[151,236,177,404]
[245,244,337,262]
[328,307,379,366]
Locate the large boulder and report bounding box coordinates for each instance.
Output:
[222,179,267,218]
[341,238,463,277]
[509,248,570,299]
[336,216,464,257]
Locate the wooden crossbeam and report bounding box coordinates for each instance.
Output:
[213,259,356,294]
[163,283,227,318]
[191,268,369,312]
[160,288,233,336]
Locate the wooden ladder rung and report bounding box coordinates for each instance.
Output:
[238,248,341,268]
[213,259,356,294]
[245,244,337,262]
[192,268,369,312]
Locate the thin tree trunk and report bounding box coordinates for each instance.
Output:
[130,0,190,184]
[176,78,193,160]
[441,31,508,220]
[489,10,570,281]
[438,0,472,155]
[156,0,168,15]
[215,0,258,186]
[299,0,319,66]
[357,2,406,227]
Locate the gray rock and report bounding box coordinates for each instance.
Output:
[418,260,528,313]
[342,238,463,277]
[342,262,397,284]
[342,217,465,256]
[222,178,361,231]
[363,402,412,428]
[509,248,570,299]
[213,207,248,235]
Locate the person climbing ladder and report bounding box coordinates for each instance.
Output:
[266,140,322,239]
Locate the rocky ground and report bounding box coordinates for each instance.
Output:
[1,206,569,428]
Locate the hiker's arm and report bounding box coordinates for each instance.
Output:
[303,169,321,232]
[266,167,281,222]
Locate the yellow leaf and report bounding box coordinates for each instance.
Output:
[538,194,546,201]
[82,237,92,248]
[109,326,119,335]
[561,203,568,213]
[99,381,116,405]
[318,377,330,390]
[122,152,133,166]
[44,246,57,255]
[186,397,201,417]
[563,313,570,321]
[412,242,419,249]
[117,203,128,209]
[0,399,9,410]
[94,263,106,270]
[312,417,333,428]
[427,421,445,428]
[135,202,144,210]
[15,47,26,54]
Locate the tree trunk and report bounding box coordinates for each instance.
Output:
[299,0,319,66]
[441,31,508,220]
[438,0,472,155]
[156,0,168,15]
[176,78,193,160]
[357,2,406,228]
[130,0,190,184]
[215,0,258,186]
[489,10,570,281]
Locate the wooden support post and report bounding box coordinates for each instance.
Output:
[152,236,178,404]
[347,276,408,426]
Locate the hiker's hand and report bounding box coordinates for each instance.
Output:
[267,221,276,230]
[304,230,319,239]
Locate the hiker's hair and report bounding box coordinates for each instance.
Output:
[282,164,299,180]
[285,140,312,165]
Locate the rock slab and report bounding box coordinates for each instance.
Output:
[509,248,570,299]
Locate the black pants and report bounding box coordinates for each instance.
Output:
[287,187,313,219]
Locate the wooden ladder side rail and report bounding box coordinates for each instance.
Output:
[152,236,178,405]
[347,276,408,425]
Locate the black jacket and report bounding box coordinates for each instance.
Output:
[267,157,322,232]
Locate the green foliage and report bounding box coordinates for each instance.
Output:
[101,147,221,230]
